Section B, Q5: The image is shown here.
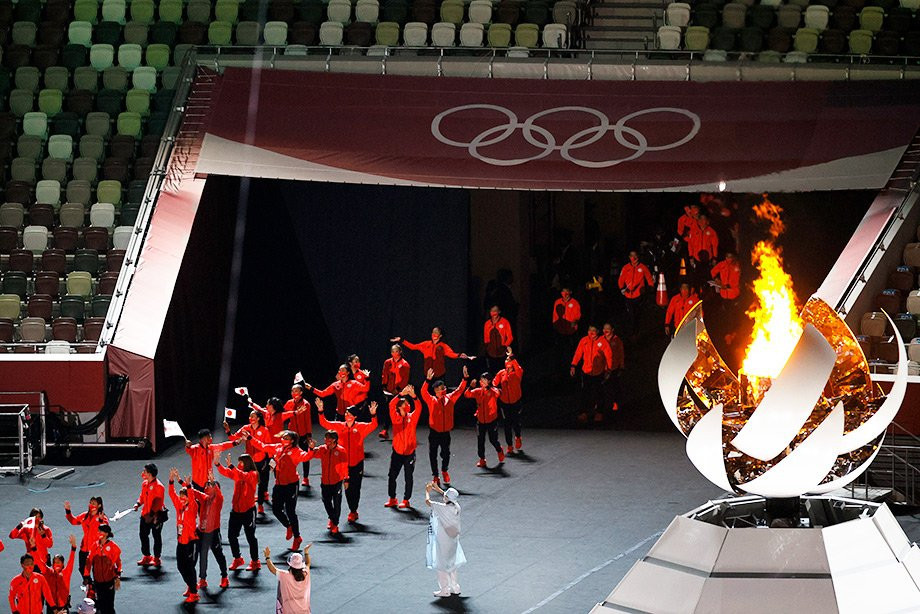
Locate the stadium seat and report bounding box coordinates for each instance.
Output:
[72,157,98,183]
[112,225,132,249]
[0,227,17,254]
[543,23,567,47]
[666,2,691,27]
[27,294,53,320]
[145,44,171,71]
[124,22,150,47]
[235,21,261,45]
[684,25,709,51]
[804,5,829,30]
[125,89,149,117]
[749,5,774,29]
[270,0,296,22]
[53,227,79,252]
[440,0,464,25]
[345,21,373,45]
[40,249,66,275]
[14,66,38,93]
[263,21,288,45]
[83,317,104,341]
[488,22,512,47]
[117,44,142,70]
[116,112,141,138]
[106,249,126,272]
[44,67,69,93]
[552,0,578,25]
[459,22,484,46]
[431,22,455,46]
[215,0,240,24]
[101,0,127,26]
[357,0,381,23]
[44,340,71,354]
[382,0,410,24]
[119,203,140,226]
[722,3,747,29]
[0,202,23,227]
[58,202,85,228]
[16,135,43,162]
[0,318,12,343]
[710,26,737,50]
[52,318,77,343]
[35,179,61,205]
[22,225,48,252]
[131,0,156,25]
[319,21,345,45]
[328,0,353,24]
[161,66,181,90]
[150,22,178,47]
[412,0,437,25]
[514,23,539,47]
[832,5,857,31]
[38,89,62,117]
[11,157,36,184]
[187,0,212,24]
[74,0,99,25]
[96,88,123,116]
[92,295,112,317]
[9,89,33,117]
[0,295,20,320]
[66,271,92,299]
[208,21,233,45]
[874,29,899,54]
[658,25,682,50]
[3,271,27,298]
[299,0,326,25]
[8,248,32,273]
[34,271,59,298]
[132,67,157,93]
[73,248,100,275]
[692,5,719,29]
[60,294,86,320]
[66,90,96,117]
[85,112,111,138]
[403,22,428,45]
[19,317,46,342]
[97,179,122,205]
[90,44,114,71]
[468,0,492,24]
[793,27,819,52]
[83,227,109,252]
[782,50,809,62]
[94,22,123,47]
[777,5,802,29]
[525,3,550,26]
[50,112,80,139]
[72,67,97,93]
[376,21,400,45]
[859,6,884,31]
[496,0,522,26]
[40,157,66,183]
[848,28,873,53]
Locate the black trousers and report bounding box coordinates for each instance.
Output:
[388,450,415,500]
[272,482,300,538]
[345,461,364,513]
[379,392,394,430]
[139,517,162,558]
[602,371,621,417]
[93,580,115,614]
[198,528,227,579]
[228,508,259,561]
[321,482,343,526]
[428,430,451,477]
[255,457,270,504]
[476,420,501,459]
[579,373,604,415]
[78,549,89,577]
[176,541,199,592]
[297,435,312,481]
[500,400,522,444]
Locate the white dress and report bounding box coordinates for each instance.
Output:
[426,500,466,572]
[276,568,311,614]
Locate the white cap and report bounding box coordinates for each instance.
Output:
[444,487,459,502]
[288,552,305,569]
[77,598,96,614]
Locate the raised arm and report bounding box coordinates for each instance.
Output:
[263,546,278,576]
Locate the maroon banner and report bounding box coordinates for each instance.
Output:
[200,70,920,191]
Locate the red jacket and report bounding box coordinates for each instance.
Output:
[552,297,581,334]
[572,335,613,376]
[688,225,718,261]
[136,478,165,521]
[603,333,625,371]
[314,379,370,415]
[483,317,513,358]
[185,440,235,486]
[285,398,312,436]
[65,509,109,552]
[493,360,523,404]
[665,292,700,328]
[9,519,53,564]
[168,481,199,545]
[83,539,121,582]
[381,357,410,394]
[618,262,654,299]
[677,210,699,238]
[229,424,271,463]
[252,442,313,486]
[8,572,53,614]
[215,464,258,513]
[389,397,421,455]
[308,443,349,485]
[36,547,74,608]
[250,402,294,437]
[464,385,500,423]
[189,484,223,533]
[422,379,468,433]
[318,415,377,466]
[402,339,459,378]
[711,259,741,300]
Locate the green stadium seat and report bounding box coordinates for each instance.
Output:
[102,0,127,25]
[40,157,66,183]
[356,0,380,22]
[66,271,93,296]
[860,6,883,31]
[117,44,142,70]
[149,22,178,47]
[79,135,105,161]
[132,66,157,92]
[69,21,94,47]
[327,0,352,23]
[173,44,194,66]
[514,23,539,47]
[208,21,233,45]
[14,66,39,93]
[103,66,129,92]
[488,22,512,46]
[96,179,122,204]
[131,0,156,25]
[263,21,287,45]
[22,111,47,138]
[376,21,400,45]
[74,0,100,25]
[90,44,115,71]
[66,179,93,205]
[16,134,42,161]
[58,202,84,227]
[793,27,819,52]
[10,157,36,184]
[12,21,37,47]
[848,28,873,52]
[123,22,149,46]
[37,89,62,116]
[35,179,61,206]
[72,156,98,183]
[3,271,28,298]
[47,134,72,160]
[684,25,710,50]
[14,0,41,25]
[59,294,85,321]
[235,21,262,45]
[116,111,141,138]
[215,0,240,24]
[440,0,464,24]
[85,111,111,138]
[93,21,122,47]
[0,202,24,228]
[158,0,184,25]
[0,294,21,319]
[125,89,149,117]
[44,67,70,93]
[91,294,112,317]
[96,88,123,116]
[187,0,212,24]
[145,44,170,70]
[9,89,33,117]
[73,67,98,92]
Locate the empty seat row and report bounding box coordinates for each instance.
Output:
[2,65,182,97]
[0,201,134,227]
[0,225,133,253]
[1,271,118,301]
[317,19,568,46]
[0,248,124,276]
[0,315,106,344]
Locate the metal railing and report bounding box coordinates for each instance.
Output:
[849,421,920,505]
[0,393,45,475]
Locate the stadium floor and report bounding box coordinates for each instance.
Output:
[2,427,916,614]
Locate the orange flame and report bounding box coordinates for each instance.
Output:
[740,196,803,391]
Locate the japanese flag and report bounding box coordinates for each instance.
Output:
[234,386,249,397]
[224,408,237,420]
[294,372,304,384]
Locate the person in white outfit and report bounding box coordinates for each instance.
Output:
[425,482,466,597]
[264,544,312,614]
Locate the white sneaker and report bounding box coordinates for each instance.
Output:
[433,589,451,597]
[450,585,461,595]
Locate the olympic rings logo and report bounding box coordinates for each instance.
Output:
[430,104,701,168]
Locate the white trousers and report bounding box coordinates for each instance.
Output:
[437,570,459,592]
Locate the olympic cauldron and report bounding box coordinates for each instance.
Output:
[658,296,907,499]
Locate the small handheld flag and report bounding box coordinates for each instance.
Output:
[294,372,304,384]
[224,408,237,420]
[234,386,249,397]
[163,419,186,439]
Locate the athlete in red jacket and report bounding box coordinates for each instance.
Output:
[216,454,260,572]
[184,429,237,490]
[168,468,201,603]
[392,327,470,379]
[133,463,165,568]
[250,431,313,550]
[688,214,718,262]
[318,399,378,524]
[9,511,53,566]
[379,344,411,440]
[225,411,272,512]
[347,354,371,411]
[711,252,741,300]
[36,534,77,613]
[571,326,614,425]
[600,323,626,426]
[421,366,469,486]
[249,397,295,438]
[186,477,228,589]
[665,283,700,336]
[81,524,120,614]
[9,553,53,614]
[305,432,349,535]
[493,349,524,454]
[552,288,581,335]
[385,387,421,509]
[64,497,108,577]
[305,366,370,419]
[483,305,513,372]
[464,373,505,468]
[285,384,313,488]
[677,204,700,240]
